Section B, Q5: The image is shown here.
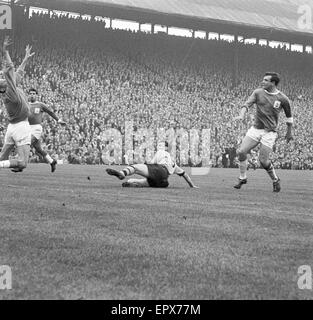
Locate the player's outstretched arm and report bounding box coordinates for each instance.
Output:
[285,120,294,143]
[282,99,294,143]
[2,36,19,94]
[17,45,35,75]
[181,172,199,188]
[233,90,257,121]
[174,164,199,188]
[42,104,66,125]
[2,36,13,66]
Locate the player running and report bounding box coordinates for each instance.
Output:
[106,143,198,188]
[233,72,293,192]
[24,88,66,172]
[0,36,32,172]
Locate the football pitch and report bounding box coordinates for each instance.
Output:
[0,164,312,300]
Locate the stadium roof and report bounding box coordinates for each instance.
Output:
[16,0,313,43]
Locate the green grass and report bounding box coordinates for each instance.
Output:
[0,164,312,300]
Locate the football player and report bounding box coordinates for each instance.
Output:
[0,37,32,172]
[106,142,198,188]
[233,72,293,192]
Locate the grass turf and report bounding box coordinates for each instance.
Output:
[0,164,312,300]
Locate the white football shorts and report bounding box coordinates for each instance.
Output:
[30,124,43,140]
[4,119,31,147]
[246,126,278,149]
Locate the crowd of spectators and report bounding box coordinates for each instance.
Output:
[0,11,312,169]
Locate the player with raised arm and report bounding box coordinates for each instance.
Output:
[106,142,198,188]
[0,36,32,171]
[16,44,35,84]
[10,44,66,172]
[12,88,66,173]
[233,72,293,192]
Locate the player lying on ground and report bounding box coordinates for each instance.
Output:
[12,88,66,173]
[106,144,198,188]
[0,36,32,171]
[233,72,294,192]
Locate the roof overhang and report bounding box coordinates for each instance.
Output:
[15,0,313,44]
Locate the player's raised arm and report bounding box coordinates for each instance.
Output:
[16,45,35,79]
[233,90,257,121]
[42,103,66,125]
[2,36,13,66]
[2,37,20,102]
[282,98,294,143]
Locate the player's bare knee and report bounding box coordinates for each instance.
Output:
[238,150,247,162]
[259,159,270,169]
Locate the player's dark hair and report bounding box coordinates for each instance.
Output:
[264,72,280,86]
[164,141,169,148]
[28,88,38,94]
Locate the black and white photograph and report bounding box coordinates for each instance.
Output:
[0,0,312,304]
